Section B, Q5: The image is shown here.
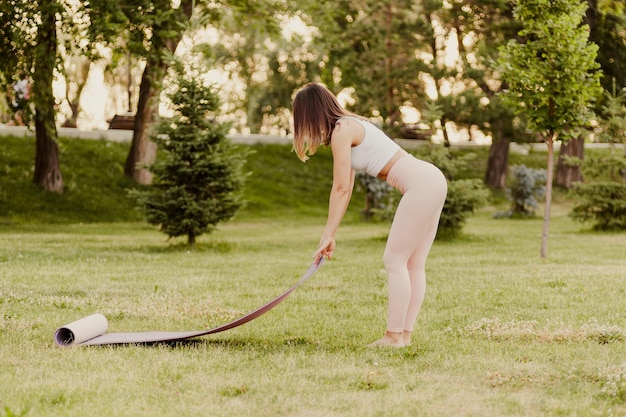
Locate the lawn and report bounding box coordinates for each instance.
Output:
[1,211,625,417]
[1,135,625,416]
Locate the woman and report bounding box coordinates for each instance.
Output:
[292,83,448,347]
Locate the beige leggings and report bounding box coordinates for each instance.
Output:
[383,155,447,333]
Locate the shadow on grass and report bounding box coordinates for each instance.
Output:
[150,241,236,253]
[96,335,322,352]
[96,335,431,359]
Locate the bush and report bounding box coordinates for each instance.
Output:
[438,179,490,236]
[494,164,546,218]
[570,182,626,230]
[419,147,490,237]
[355,172,397,221]
[569,150,626,231]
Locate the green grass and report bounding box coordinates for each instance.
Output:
[1,135,625,416]
[1,216,625,417]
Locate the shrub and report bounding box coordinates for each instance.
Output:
[495,164,546,218]
[570,182,626,230]
[419,147,490,237]
[355,172,397,221]
[569,150,626,231]
[438,179,490,236]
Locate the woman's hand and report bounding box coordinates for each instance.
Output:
[314,236,336,261]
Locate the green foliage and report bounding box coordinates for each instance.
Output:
[579,149,626,183]
[0,0,85,125]
[129,65,249,244]
[570,182,626,230]
[495,164,546,218]
[438,179,490,237]
[355,172,397,222]
[416,147,490,236]
[300,0,429,130]
[595,78,626,144]
[497,0,602,136]
[84,0,193,60]
[569,150,626,230]
[497,0,604,256]
[591,4,626,93]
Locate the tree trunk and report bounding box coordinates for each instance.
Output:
[441,118,451,147]
[33,0,63,193]
[124,66,159,184]
[485,131,510,189]
[540,133,557,258]
[34,115,63,193]
[555,134,584,188]
[124,0,195,184]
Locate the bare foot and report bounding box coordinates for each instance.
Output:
[368,331,405,348]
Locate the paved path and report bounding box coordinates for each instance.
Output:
[0,125,291,145]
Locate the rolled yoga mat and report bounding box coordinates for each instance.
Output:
[54,258,324,347]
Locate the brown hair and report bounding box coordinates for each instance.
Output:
[292,83,352,162]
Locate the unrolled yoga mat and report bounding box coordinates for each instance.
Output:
[54,259,324,347]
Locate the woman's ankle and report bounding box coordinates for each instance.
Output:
[403,330,412,346]
[368,330,405,347]
[385,330,404,341]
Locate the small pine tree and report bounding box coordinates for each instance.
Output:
[130,64,248,245]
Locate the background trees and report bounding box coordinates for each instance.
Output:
[1,0,624,240]
[286,1,430,136]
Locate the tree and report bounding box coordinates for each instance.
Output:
[0,0,68,192]
[498,0,602,258]
[130,59,249,245]
[303,0,531,188]
[428,0,546,190]
[59,55,91,128]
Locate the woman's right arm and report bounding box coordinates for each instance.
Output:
[314,121,355,261]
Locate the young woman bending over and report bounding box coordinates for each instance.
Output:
[291,83,447,347]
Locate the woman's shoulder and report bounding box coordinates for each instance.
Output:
[338,114,364,122]
[337,116,368,129]
[333,116,366,146]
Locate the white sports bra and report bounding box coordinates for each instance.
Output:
[339,117,401,177]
